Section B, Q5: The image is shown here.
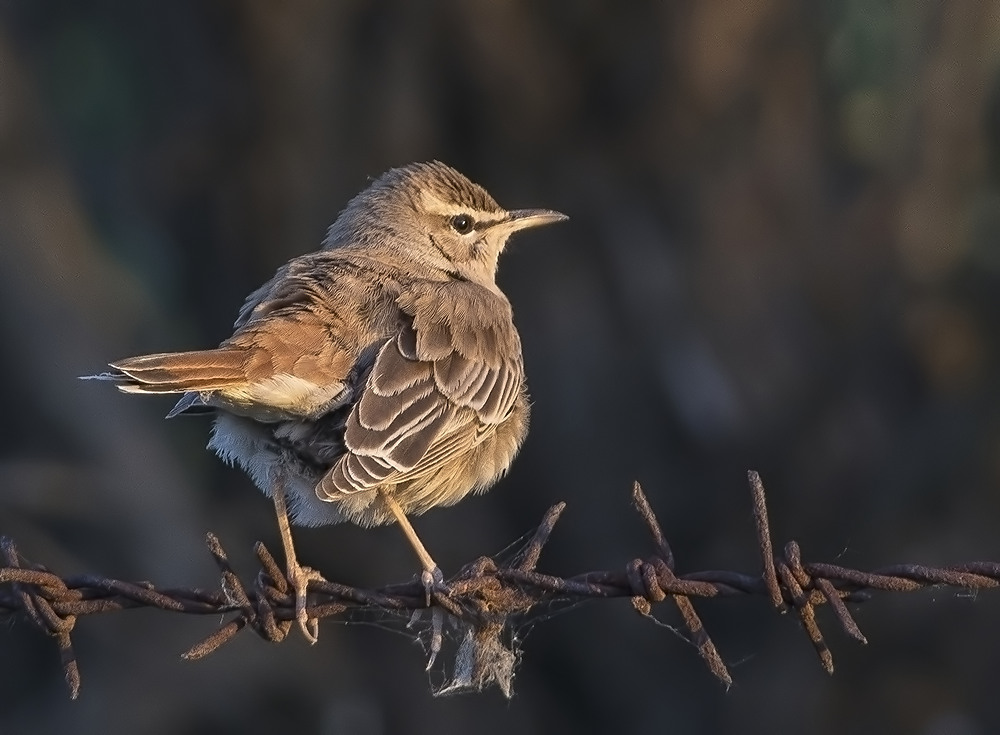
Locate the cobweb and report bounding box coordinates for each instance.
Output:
[341,526,582,698]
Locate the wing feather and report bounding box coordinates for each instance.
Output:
[318,281,524,499]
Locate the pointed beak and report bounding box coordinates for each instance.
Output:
[503,208,569,233]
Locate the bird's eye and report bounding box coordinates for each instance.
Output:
[450,214,475,234]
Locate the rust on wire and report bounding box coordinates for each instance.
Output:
[2,473,1000,699]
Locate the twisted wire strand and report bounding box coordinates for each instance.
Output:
[3,472,998,699]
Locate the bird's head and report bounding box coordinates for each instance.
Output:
[325,161,567,286]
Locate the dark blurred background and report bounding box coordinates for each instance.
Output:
[2,2,1000,733]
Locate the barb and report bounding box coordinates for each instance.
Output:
[2,473,999,699]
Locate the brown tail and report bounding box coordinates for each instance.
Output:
[87,349,248,394]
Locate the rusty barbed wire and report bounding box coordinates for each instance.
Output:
[2,471,1000,699]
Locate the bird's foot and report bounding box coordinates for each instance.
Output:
[407,605,447,671]
[286,562,326,644]
[420,565,447,607]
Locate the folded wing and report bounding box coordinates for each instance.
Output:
[318,280,523,497]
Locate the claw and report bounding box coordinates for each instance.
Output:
[425,607,445,670]
[407,606,446,671]
[420,565,446,607]
[288,562,325,644]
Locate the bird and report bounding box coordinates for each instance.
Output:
[83,161,567,642]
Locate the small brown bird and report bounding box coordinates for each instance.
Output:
[85,161,566,641]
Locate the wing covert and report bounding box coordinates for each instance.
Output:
[319,281,524,497]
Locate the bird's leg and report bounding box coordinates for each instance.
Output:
[271,483,325,644]
[378,489,444,605]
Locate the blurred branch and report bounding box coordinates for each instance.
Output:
[3,471,999,700]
